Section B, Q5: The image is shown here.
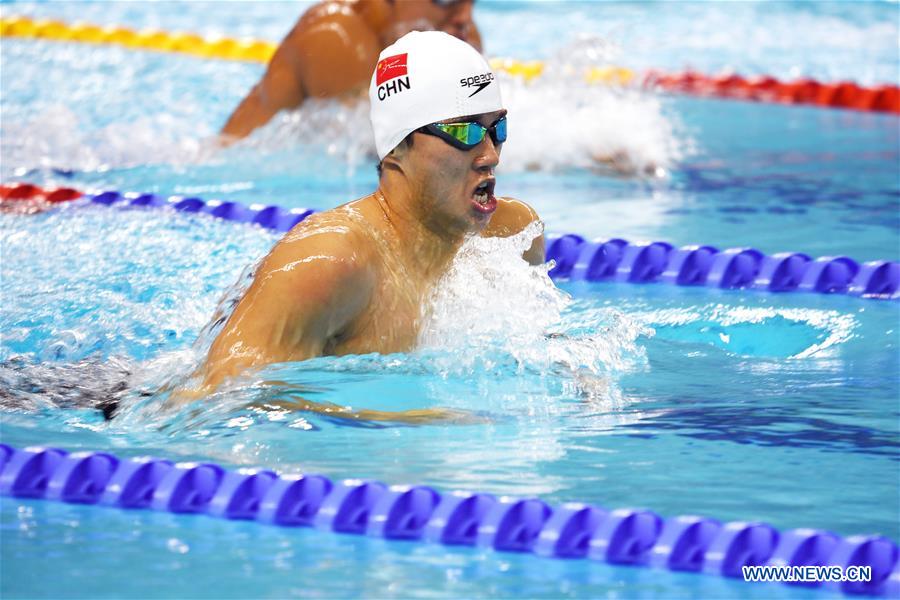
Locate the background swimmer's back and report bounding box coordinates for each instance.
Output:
[220,0,482,140]
[221,3,382,138]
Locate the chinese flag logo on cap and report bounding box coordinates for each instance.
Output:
[376,53,408,86]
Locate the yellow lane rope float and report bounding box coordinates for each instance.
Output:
[7,14,896,113]
[0,15,635,85]
[0,15,278,63]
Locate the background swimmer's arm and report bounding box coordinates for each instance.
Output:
[220,28,306,139]
[483,197,546,265]
[220,66,304,140]
[197,229,375,392]
[220,9,380,140]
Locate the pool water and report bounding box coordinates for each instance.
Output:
[1,1,898,598]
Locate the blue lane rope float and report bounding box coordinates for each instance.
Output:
[544,234,898,299]
[87,189,317,233]
[1,444,898,596]
[2,182,898,299]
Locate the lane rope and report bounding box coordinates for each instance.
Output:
[1,444,897,596]
[2,15,897,114]
[3,182,897,300]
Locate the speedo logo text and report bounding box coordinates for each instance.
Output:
[460,72,494,97]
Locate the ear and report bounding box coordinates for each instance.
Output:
[381,137,412,173]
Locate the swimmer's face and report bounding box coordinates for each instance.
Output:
[390,0,481,51]
[398,109,506,236]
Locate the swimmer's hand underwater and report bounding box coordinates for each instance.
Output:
[254,393,491,426]
[166,380,488,426]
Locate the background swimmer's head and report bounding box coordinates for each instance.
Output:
[380,0,481,51]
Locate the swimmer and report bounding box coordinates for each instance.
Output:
[221,0,481,140]
[191,31,544,422]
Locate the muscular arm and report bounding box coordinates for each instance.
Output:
[199,227,375,391]
[483,197,546,265]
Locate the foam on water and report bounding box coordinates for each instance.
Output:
[0,0,893,183]
[2,206,861,435]
[420,220,650,378]
[0,38,253,181]
[4,104,216,178]
[0,206,275,413]
[236,99,374,177]
[3,216,644,434]
[641,305,858,360]
[230,34,687,176]
[499,36,687,176]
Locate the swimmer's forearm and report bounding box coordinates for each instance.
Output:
[262,394,483,425]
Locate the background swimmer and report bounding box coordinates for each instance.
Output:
[192,32,543,421]
[221,0,481,140]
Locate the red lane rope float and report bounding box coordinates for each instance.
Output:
[0,182,83,213]
[643,71,900,114]
[0,182,82,202]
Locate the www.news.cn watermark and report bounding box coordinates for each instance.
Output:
[742,565,872,583]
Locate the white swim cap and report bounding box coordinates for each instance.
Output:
[369,31,503,160]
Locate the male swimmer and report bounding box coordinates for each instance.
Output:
[221,0,481,139]
[192,31,544,422]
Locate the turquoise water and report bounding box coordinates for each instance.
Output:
[2,1,899,598]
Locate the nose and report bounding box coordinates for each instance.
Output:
[473,134,500,172]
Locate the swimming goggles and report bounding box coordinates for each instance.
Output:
[419,116,507,151]
[432,0,473,6]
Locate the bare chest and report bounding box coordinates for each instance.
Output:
[326,274,426,356]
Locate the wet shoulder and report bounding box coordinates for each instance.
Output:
[289,1,380,60]
[483,197,541,238]
[267,206,375,275]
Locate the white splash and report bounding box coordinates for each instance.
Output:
[2,105,215,177]
[419,221,650,379]
[497,35,689,176]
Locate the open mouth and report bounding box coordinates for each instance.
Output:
[471,178,497,215]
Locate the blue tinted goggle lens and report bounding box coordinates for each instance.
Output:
[492,117,507,144]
